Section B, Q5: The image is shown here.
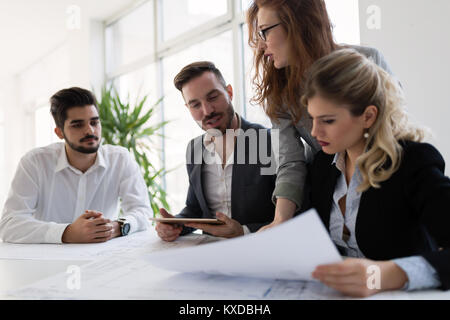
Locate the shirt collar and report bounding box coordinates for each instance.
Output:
[96,146,107,169]
[332,152,346,173]
[331,151,363,185]
[54,143,107,173]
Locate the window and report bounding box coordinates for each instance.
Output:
[34,105,59,148]
[115,64,159,112]
[105,1,155,74]
[18,43,70,150]
[105,0,360,213]
[241,0,252,12]
[160,0,228,41]
[114,64,163,172]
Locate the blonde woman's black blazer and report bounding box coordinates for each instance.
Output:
[302,141,450,290]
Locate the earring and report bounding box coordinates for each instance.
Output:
[364,132,370,139]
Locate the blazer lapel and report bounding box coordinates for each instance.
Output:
[230,118,251,222]
[188,136,210,216]
[314,160,341,230]
[230,156,242,222]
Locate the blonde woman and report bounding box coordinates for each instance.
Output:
[246,0,395,230]
[299,48,450,297]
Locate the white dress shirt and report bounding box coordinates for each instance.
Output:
[201,115,250,235]
[0,142,152,244]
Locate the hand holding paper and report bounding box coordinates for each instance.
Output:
[146,209,343,281]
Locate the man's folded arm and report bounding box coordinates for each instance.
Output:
[0,157,69,244]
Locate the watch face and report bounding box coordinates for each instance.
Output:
[122,223,130,236]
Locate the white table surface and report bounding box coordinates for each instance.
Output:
[1,231,449,300]
[2,258,450,300]
[0,259,89,299]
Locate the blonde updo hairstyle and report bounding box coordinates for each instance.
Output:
[301,49,427,192]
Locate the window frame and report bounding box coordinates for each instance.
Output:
[104,0,246,113]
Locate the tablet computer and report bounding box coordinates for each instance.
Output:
[149,217,225,225]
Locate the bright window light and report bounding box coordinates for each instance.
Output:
[161,0,228,41]
[34,105,59,148]
[325,0,360,45]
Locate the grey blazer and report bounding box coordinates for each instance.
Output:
[271,45,396,209]
[177,117,276,235]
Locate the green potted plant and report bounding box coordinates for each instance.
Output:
[97,85,169,216]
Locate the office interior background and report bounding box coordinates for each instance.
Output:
[0,0,449,214]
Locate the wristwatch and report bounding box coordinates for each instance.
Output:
[117,218,130,236]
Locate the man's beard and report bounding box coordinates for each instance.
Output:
[63,132,100,154]
[202,101,235,134]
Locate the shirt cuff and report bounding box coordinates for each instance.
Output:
[46,223,71,244]
[393,256,441,291]
[272,182,303,208]
[242,225,251,235]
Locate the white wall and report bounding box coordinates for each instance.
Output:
[0,79,20,206]
[359,0,450,175]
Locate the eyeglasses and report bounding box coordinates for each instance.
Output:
[258,23,281,42]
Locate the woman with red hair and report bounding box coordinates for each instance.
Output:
[246,0,395,230]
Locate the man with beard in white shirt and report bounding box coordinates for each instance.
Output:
[0,87,152,243]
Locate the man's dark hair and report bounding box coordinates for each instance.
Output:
[174,61,227,92]
[50,87,98,129]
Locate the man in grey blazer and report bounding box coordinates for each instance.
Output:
[155,61,276,242]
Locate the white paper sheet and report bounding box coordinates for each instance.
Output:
[144,209,343,281]
[6,255,271,300]
[7,254,351,300]
[6,253,413,300]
